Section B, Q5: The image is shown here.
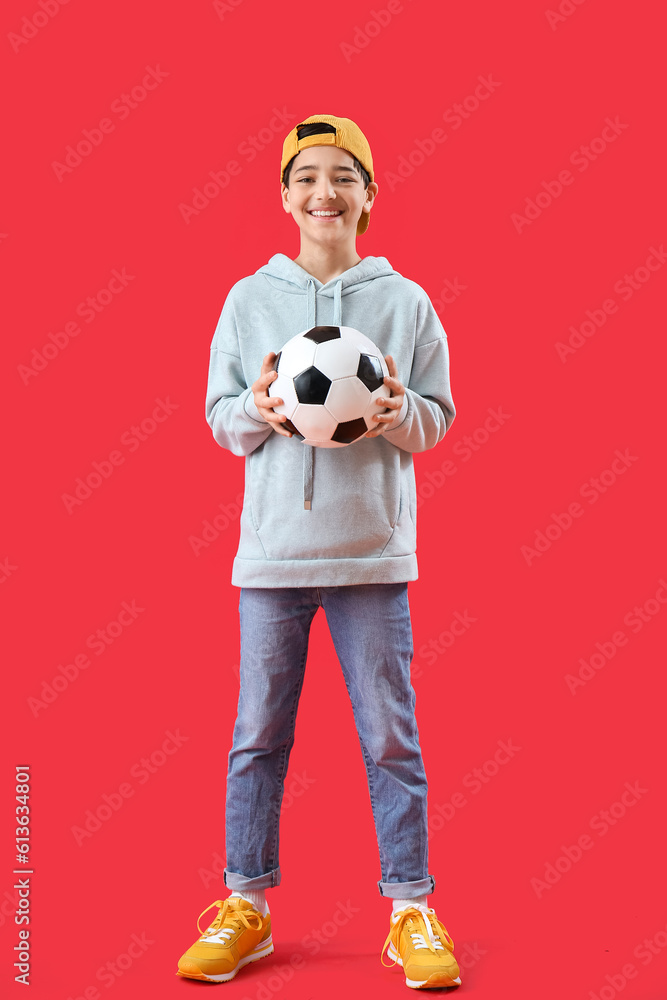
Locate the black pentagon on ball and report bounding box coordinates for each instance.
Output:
[331,417,368,444]
[303,325,341,344]
[293,366,332,404]
[272,351,282,371]
[357,353,384,392]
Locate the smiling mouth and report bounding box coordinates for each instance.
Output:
[308,210,342,217]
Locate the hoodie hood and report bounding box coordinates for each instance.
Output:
[256,253,397,328]
[255,254,399,509]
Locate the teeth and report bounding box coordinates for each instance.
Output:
[310,210,341,216]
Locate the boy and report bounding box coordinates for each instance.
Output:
[177,114,461,991]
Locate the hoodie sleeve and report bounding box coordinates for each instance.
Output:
[205,288,274,457]
[381,291,456,454]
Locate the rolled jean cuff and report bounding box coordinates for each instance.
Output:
[378,875,435,898]
[224,867,281,891]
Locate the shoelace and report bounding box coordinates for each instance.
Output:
[380,905,454,968]
[196,898,263,943]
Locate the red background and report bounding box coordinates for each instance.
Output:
[2,1,666,997]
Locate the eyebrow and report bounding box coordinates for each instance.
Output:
[293,164,357,175]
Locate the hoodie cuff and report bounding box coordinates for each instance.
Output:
[243,389,269,424]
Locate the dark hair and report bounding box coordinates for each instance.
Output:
[282,121,370,188]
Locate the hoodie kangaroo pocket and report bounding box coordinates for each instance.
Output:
[247,439,400,561]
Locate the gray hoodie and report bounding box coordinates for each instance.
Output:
[205,253,456,587]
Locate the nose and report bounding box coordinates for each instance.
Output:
[314,176,337,201]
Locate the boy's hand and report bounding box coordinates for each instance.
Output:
[251,353,293,437]
[365,355,406,438]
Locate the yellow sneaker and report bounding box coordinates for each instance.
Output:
[177,896,273,983]
[381,904,461,989]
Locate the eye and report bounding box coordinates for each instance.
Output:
[297,176,354,182]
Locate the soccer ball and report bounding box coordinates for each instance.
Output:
[268,326,390,447]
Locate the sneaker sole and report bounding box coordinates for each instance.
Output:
[387,943,461,989]
[176,936,274,983]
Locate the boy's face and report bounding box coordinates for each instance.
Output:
[281,145,378,241]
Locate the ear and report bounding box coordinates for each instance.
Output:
[280,182,291,215]
[362,180,379,213]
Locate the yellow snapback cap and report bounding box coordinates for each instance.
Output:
[281,114,374,235]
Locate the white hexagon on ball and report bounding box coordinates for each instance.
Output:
[276,336,317,378]
[314,339,361,380]
[325,377,372,422]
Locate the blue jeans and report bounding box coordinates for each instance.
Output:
[223,583,435,899]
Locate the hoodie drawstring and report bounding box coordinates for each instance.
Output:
[302,278,343,509]
[333,278,342,325]
[305,276,342,324]
[306,278,316,328]
[303,279,316,510]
